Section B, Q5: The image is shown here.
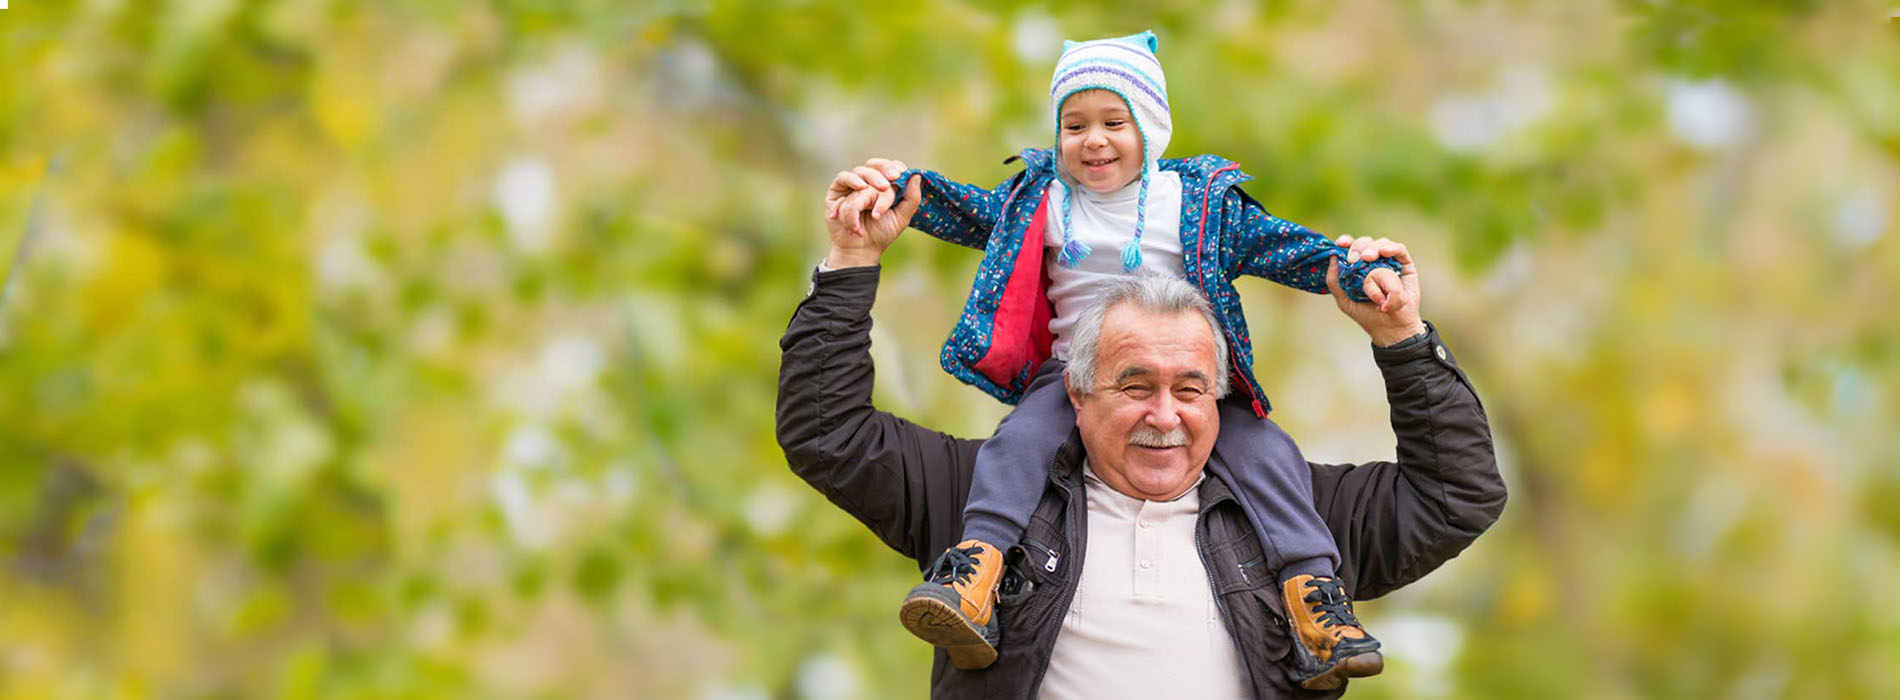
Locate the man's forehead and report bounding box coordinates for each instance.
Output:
[1112,363,1210,383]
[1098,307,1219,375]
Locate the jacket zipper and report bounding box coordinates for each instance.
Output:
[992,173,1027,256]
[1197,508,1255,694]
[1193,162,1269,418]
[1020,538,1059,574]
[1192,163,1240,283]
[1027,449,1086,697]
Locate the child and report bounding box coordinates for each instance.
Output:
[827,31,1401,690]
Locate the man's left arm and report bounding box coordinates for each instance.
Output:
[1305,237,1506,599]
[1307,324,1505,600]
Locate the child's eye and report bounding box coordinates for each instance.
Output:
[1064,124,1084,133]
[1106,120,1126,128]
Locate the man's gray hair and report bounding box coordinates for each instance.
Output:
[1064,273,1231,398]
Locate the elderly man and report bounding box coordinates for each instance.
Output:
[778,191,1504,698]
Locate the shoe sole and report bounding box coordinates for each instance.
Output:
[899,596,998,670]
[1297,651,1384,691]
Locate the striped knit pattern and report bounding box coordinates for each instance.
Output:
[1050,30,1172,272]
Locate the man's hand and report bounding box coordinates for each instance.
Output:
[1325,235,1426,347]
[824,158,919,269]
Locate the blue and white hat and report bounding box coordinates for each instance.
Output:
[1049,30,1172,271]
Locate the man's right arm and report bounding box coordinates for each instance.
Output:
[776,265,983,566]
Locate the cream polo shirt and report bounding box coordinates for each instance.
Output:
[1037,461,1249,699]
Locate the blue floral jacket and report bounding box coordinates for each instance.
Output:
[895,148,1398,417]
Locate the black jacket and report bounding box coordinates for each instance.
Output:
[776,266,1505,698]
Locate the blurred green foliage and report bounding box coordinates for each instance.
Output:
[2,1,1896,698]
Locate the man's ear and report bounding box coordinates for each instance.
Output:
[1066,377,1085,414]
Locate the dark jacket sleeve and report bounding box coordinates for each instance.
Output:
[1308,324,1506,600]
[775,265,984,567]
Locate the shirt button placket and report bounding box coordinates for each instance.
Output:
[1134,502,1159,596]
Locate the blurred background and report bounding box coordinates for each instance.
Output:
[2,1,1896,698]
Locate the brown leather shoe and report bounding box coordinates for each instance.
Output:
[1283,574,1384,690]
[899,539,1004,669]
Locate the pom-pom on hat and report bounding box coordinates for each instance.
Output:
[1049,30,1172,271]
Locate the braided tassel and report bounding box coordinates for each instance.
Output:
[1120,238,1142,272]
[1057,182,1091,268]
[1061,238,1092,268]
[1120,172,1150,272]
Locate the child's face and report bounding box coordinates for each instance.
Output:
[1058,89,1143,193]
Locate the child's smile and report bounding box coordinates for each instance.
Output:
[1059,89,1144,193]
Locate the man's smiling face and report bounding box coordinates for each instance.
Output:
[1068,303,1222,501]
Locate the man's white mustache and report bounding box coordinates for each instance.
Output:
[1127,426,1188,448]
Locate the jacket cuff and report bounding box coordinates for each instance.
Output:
[1372,321,1463,381]
[807,264,882,315]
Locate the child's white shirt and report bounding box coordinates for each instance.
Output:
[1044,169,1186,360]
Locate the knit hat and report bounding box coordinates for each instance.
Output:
[1049,30,1173,271]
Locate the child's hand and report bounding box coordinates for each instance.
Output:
[1326,235,1426,347]
[1336,234,1413,312]
[824,159,920,268]
[825,159,910,232]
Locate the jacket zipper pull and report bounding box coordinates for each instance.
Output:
[1043,548,1059,573]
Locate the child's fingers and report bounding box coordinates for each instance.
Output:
[834,169,869,190]
[1364,272,1388,309]
[872,187,895,221]
[851,190,870,233]
[1371,268,1405,311]
[1358,237,1407,264]
[827,189,851,220]
[867,158,908,182]
[1367,237,1396,260]
[1337,234,1366,262]
[837,189,868,234]
[831,170,872,199]
[1350,237,1381,264]
[852,165,891,191]
[855,189,882,231]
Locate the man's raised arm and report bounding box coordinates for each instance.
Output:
[776,169,978,564]
[1307,237,1507,600]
